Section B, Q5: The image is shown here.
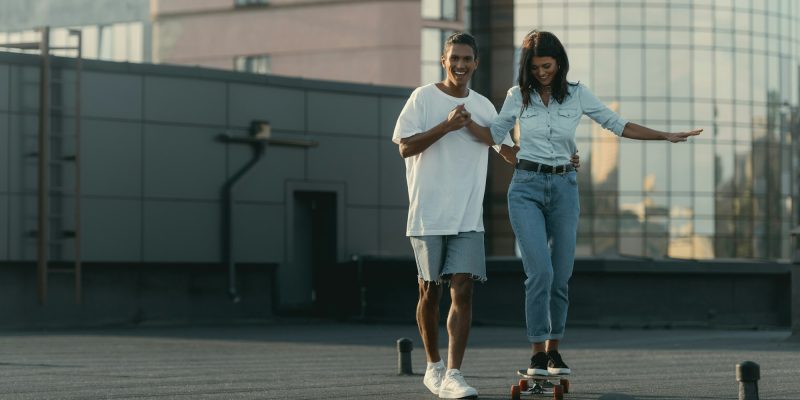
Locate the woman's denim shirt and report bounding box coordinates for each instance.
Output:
[490,83,628,167]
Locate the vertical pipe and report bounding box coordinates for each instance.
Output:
[37,27,50,306]
[221,141,264,303]
[72,29,82,305]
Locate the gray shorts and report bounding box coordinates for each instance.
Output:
[409,231,487,284]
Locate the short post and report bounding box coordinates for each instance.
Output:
[736,361,760,400]
[397,337,413,375]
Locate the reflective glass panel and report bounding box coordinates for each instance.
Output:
[619,48,642,97]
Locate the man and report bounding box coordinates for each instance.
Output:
[391,32,516,399]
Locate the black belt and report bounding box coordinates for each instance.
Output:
[516,159,574,174]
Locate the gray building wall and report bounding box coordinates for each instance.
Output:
[0,51,414,310]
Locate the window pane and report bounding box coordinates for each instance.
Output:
[593,6,617,27]
[644,141,668,193]
[593,47,617,97]
[670,6,691,29]
[715,51,734,100]
[569,48,591,88]
[715,144,735,193]
[645,48,667,97]
[620,48,642,97]
[422,0,440,19]
[421,64,441,85]
[442,0,457,20]
[670,143,692,193]
[670,48,691,98]
[644,5,667,28]
[421,28,441,62]
[619,235,644,257]
[619,142,643,192]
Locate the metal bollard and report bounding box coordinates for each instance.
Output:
[397,337,413,375]
[736,361,760,400]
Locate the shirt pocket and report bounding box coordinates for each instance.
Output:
[557,108,579,131]
[519,109,545,133]
[519,109,539,120]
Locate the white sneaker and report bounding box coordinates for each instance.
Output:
[423,362,446,395]
[438,369,478,399]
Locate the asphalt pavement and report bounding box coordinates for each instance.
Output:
[1,320,798,399]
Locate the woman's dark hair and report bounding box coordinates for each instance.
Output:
[443,32,478,60]
[518,30,572,109]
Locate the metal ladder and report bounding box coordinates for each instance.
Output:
[2,27,83,305]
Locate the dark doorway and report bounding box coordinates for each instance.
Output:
[285,191,337,314]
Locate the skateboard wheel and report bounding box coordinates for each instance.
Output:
[511,384,521,400]
[518,378,529,391]
[560,379,569,393]
[553,384,564,400]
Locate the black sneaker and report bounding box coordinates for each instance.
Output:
[526,352,549,376]
[547,350,571,375]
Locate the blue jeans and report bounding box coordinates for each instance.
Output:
[508,169,579,343]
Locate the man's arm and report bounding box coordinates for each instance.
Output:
[399,104,471,158]
[465,120,495,146]
[497,144,518,165]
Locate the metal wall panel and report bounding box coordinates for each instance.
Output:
[307,135,378,206]
[81,119,142,197]
[144,76,226,126]
[347,207,379,256]
[82,72,143,120]
[0,194,7,260]
[0,65,9,111]
[379,140,407,207]
[82,197,142,262]
[143,123,226,200]
[379,208,412,256]
[228,84,305,131]
[307,91,379,136]
[143,200,219,262]
[0,113,8,193]
[232,203,284,263]
[7,115,37,194]
[8,66,39,114]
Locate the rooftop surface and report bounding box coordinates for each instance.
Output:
[1,321,798,399]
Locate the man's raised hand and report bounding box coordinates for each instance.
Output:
[446,104,472,132]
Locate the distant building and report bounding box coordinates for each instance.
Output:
[150,0,466,87]
[0,0,151,62]
[475,1,800,260]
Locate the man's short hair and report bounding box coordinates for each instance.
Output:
[443,32,478,59]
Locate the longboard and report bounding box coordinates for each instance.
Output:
[511,369,571,400]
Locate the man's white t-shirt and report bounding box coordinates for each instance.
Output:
[392,83,512,237]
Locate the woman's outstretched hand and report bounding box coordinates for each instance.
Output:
[665,128,703,143]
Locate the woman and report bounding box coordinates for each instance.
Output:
[467,30,701,375]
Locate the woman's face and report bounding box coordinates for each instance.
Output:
[530,56,558,87]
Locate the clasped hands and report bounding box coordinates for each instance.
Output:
[446,104,473,132]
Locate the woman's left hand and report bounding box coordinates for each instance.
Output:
[665,128,703,142]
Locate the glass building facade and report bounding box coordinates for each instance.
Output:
[485,0,800,260]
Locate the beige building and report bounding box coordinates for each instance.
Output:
[152,0,466,87]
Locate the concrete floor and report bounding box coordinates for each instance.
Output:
[0,321,798,399]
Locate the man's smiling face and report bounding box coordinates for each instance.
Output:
[441,43,477,87]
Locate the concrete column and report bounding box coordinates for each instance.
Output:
[471,0,517,256]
